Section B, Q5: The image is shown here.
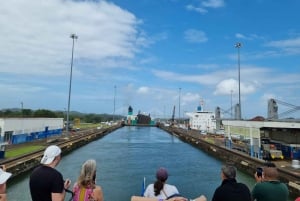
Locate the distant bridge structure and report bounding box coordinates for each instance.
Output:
[268,99,300,120]
[215,103,240,120]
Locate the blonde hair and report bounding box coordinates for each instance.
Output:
[77,159,97,188]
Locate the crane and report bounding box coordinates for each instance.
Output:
[171,105,176,125]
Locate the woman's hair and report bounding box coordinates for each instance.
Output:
[77,159,97,188]
[154,167,168,196]
[154,180,164,196]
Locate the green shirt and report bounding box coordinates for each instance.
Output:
[252,181,289,201]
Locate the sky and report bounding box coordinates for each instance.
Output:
[0,0,300,120]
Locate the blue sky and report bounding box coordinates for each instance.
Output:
[0,0,299,119]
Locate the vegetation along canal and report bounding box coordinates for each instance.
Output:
[7,126,293,201]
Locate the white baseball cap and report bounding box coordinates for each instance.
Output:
[0,168,12,184]
[40,145,61,165]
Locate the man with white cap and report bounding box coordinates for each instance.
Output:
[0,165,12,201]
[29,145,71,201]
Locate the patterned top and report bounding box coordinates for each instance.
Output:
[73,183,95,201]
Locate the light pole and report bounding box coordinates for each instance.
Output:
[179,87,181,123]
[21,101,23,117]
[230,90,233,119]
[64,108,67,124]
[66,33,78,135]
[235,42,242,120]
[113,85,116,122]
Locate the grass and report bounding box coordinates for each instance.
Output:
[76,123,111,129]
[4,123,110,159]
[5,145,45,158]
[77,123,99,129]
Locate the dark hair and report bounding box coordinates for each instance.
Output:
[154,180,164,196]
[263,162,276,167]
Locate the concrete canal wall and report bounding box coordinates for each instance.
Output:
[3,124,300,199]
[159,125,300,199]
[2,124,122,179]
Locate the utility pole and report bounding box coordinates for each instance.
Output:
[66,33,78,135]
[235,42,242,120]
[113,85,116,122]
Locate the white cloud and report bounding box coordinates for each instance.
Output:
[235,33,247,39]
[137,86,150,94]
[182,92,201,104]
[0,0,142,76]
[186,0,224,14]
[264,36,300,55]
[186,4,208,14]
[214,79,256,95]
[261,93,276,103]
[184,29,208,43]
[235,33,264,41]
[266,37,300,48]
[201,0,225,8]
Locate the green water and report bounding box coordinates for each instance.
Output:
[7,127,293,201]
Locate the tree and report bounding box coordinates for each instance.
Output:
[33,109,57,118]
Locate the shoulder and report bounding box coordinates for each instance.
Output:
[145,184,154,189]
[237,183,250,190]
[93,185,104,201]
[31,165,61,178]
[165,184,177,188]
[94,185,103,192]
[165,184,179,192]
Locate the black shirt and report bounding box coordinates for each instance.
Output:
[29,165,64,201]
[212,178,251,201]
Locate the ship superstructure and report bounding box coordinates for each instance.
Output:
[186,102,216,133]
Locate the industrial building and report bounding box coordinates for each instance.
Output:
[0,118,63,144]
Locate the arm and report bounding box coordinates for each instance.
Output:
[0,193,7,201]
[52,192,66,201]
[0,184,6,195]
[51,179,71,201]
[131,195,205,201]
[254,172,262,183]
[193,195,207,201]
[0,166,8,201]
[93,186,104,201]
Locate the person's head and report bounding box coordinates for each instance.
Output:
[156,167,168,182]
[40,145,62,167]
[0,167,12,185]
[78,159,97,188]
[154,167,168,196]
[221,165,236,180]
[263,161,276,167]
[263,166,279,180]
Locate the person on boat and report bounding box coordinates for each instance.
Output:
[29,145,71,201]
[143,167,206,201]
[132,195,206,201]
[0,165,12,201]
[73,159,103,201]
[252,164,289,201]
[212,164,251,201]
[254,161,276,183]
[143,167,179,199]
